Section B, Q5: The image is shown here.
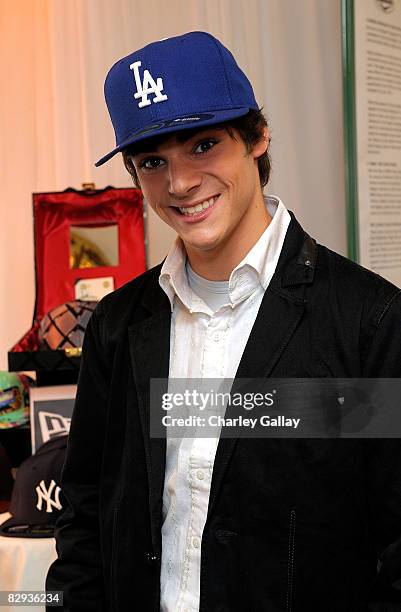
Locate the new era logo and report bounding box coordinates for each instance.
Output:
[39,411,71,445]
[130,60,168,108]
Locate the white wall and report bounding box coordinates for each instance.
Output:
[0,0,346,369]
[261,1,346,251]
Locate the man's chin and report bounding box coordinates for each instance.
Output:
[183,236,223,255]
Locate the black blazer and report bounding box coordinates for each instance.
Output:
[47,214,401,612]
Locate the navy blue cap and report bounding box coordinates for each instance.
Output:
[0,435,67,538]
[95,31,259,166]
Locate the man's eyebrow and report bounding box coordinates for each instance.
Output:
[129,126,224,157]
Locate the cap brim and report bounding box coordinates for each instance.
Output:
[0,516,56,538]
[95,107,253,167]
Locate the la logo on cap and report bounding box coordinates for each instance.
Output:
[130,60,168,108]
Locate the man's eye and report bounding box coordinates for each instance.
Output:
[194,139,218,154]
[139,157,165,170]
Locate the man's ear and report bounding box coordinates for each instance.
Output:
[252,127,270,159]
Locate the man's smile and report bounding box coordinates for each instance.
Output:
[169,194,220,222]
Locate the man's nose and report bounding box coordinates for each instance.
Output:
[167,158,201,198]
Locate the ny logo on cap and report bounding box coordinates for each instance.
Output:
[36,479,62,513]
[130,60,168,108]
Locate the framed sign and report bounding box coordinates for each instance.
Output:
[342,0,401,284]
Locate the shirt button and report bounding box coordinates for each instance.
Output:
[144,551,159,566]
[192,536,201,549]
[212,332,221,341]
[196,470,205,480]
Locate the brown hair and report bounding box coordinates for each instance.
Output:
[122,109,271,188]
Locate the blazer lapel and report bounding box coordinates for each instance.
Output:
[207,216,316,519]
[235,288,306,379]
[237,213,316,382]
[128,273,171,555]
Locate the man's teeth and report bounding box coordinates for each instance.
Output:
[179,197,217,216]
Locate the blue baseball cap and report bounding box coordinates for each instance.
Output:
[95,31,259,166]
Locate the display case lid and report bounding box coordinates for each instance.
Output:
[32,186,146,321]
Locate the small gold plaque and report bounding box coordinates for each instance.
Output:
[64,347,82,357]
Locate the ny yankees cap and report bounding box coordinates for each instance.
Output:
[95,31,259,166]
[0,435,67,538]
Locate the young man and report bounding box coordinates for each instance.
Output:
[47,32,401,611]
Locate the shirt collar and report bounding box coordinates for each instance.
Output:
[159,239,192,311]
[159,195,291,311]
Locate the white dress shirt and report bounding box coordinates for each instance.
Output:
[159,195,291,612]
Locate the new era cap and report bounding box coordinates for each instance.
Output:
[96,31,259,166]
[0,435,67,538]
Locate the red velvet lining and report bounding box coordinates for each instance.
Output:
[11,187,146,353]
[12,323,41,352]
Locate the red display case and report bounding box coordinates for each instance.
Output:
[8,186,146,384]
